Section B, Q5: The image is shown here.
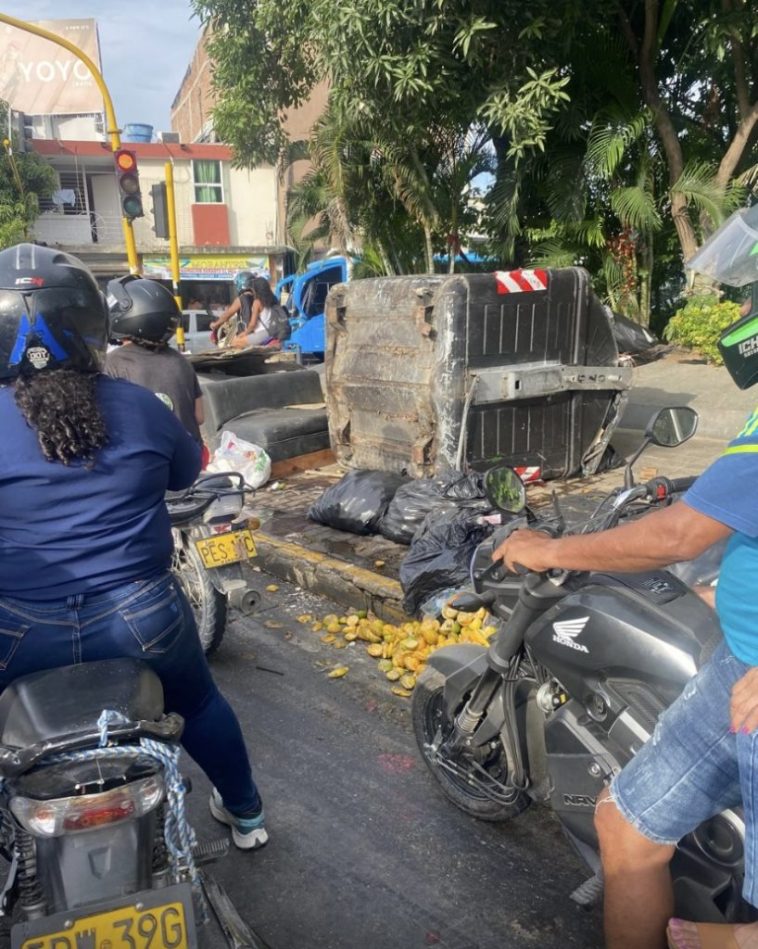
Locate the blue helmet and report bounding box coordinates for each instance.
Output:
[234,271,255,294]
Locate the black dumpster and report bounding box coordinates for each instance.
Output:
[325,269,632,479]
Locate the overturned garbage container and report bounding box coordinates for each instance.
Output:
[325,268,632,479]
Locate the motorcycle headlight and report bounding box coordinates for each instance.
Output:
[10,774,164,837]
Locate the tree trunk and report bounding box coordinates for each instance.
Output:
[424,226,434,275]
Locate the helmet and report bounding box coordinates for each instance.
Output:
[686,204,758,388]
[106,276,180,343]
[0,243,108,380]
[234,270,255,294]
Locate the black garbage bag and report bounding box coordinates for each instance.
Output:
[439,469,486,500]
[399,509,495,615]
[379,475,491,544]
[611,311,657,354]
[308,469,408,535]
[380,469,489,545]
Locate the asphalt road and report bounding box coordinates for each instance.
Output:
[187,578,604,949]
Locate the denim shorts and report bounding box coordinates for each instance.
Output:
[610,640,758,903]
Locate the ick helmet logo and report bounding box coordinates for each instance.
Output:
[552,617,590,653]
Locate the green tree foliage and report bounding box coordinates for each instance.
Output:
[0,104,56,249]
[193,0,757,319]
[664,295,742,363]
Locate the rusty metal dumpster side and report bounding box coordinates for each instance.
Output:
[326,276,447,475]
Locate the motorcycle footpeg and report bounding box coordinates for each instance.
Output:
[569,872,604,909]
[193,837,231,865]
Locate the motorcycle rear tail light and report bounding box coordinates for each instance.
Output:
[11,774,164,837]
[203,494,243,526]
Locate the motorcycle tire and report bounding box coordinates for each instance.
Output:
[171,534,227,655]
[412,667,530,821]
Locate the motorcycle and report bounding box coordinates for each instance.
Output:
[0,657,268,949]
[412,406,749,922]
[167,473,261,655]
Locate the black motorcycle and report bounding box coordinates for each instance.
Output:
[413,406,748,922]
[0,657,270,949]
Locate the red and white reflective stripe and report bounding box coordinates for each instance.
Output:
[494,269,549,294]
[513,466,543,484]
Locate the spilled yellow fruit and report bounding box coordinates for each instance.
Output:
[309,603,498,699]
[265,584,279,593]
[327,666,349,679]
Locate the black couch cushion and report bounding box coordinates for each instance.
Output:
[200,369,329,461]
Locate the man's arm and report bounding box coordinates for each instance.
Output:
[493,500,732,574]
[194,396,204,427]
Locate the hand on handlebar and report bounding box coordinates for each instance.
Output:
[491,528,559,574]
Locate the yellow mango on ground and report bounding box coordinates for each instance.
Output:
[366,643,383,658]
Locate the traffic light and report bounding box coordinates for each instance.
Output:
[113,148,144,220]
[150,182,169,238]
[8,111,32,153]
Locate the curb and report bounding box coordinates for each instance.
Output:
[250,530,408,622]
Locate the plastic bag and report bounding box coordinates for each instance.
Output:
[308,469,408,535]
[399,510,495,615]
[380,475,490,545]
[207,430,271,489]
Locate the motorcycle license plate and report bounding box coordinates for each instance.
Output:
[12,883,196,949]
[195,529,256,568]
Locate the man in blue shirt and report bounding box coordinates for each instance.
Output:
[494,415,758,949]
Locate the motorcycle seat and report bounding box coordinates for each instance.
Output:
[0,658,165,749]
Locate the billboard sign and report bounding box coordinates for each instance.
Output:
[142,255,271,282]
[0,18,104,115]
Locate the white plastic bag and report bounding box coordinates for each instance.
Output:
[207,431,271,489]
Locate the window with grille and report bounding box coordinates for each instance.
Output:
[193,160,223,203]
[38,170,87,215]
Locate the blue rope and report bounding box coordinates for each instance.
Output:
[46,710,204,916]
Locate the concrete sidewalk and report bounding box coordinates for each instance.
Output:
[248,349,754,617]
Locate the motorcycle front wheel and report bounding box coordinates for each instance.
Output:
[412,667,530,821]
[171,532,227,655]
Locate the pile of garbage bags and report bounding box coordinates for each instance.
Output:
[308,468,508,615]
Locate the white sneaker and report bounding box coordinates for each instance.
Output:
[209,788,269,850]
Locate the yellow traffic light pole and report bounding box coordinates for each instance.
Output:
[0,13,140,273]
[164,161,186,350]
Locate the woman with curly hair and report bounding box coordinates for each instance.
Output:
[0,244,267,851]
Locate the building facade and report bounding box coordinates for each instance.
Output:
[30,139,288,301]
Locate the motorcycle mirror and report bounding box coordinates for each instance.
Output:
[622,406,699,489]
[646,406,699,448]
[483,465,526,513]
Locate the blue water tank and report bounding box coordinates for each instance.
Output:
[122,123,154,143]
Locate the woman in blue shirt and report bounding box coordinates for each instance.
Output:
[0,243,266,851]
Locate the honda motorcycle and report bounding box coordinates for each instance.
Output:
[413,406,749,922]
[0,659,268,949]
[168,474,260,655]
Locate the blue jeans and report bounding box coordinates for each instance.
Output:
[0,573,261,816]
[611,640,757,904]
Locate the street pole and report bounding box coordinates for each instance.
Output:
[164,161,186,351]
[0,13,140,273]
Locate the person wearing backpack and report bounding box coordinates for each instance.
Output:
[229,276,290,349]
[209,270,255,346]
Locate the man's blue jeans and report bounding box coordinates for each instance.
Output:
[0,573,262,815]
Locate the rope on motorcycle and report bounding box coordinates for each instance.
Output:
[40,710,208,921]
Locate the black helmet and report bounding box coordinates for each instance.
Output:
[106,276,180,343]
[0,243,108,380]
[235,270,255,294]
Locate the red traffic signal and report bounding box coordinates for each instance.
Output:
[113,148,144,221]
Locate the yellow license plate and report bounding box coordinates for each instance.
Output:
[16,896,191,949]
[195,529,256,569]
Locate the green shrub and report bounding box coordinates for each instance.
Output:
[663,295,742,364]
